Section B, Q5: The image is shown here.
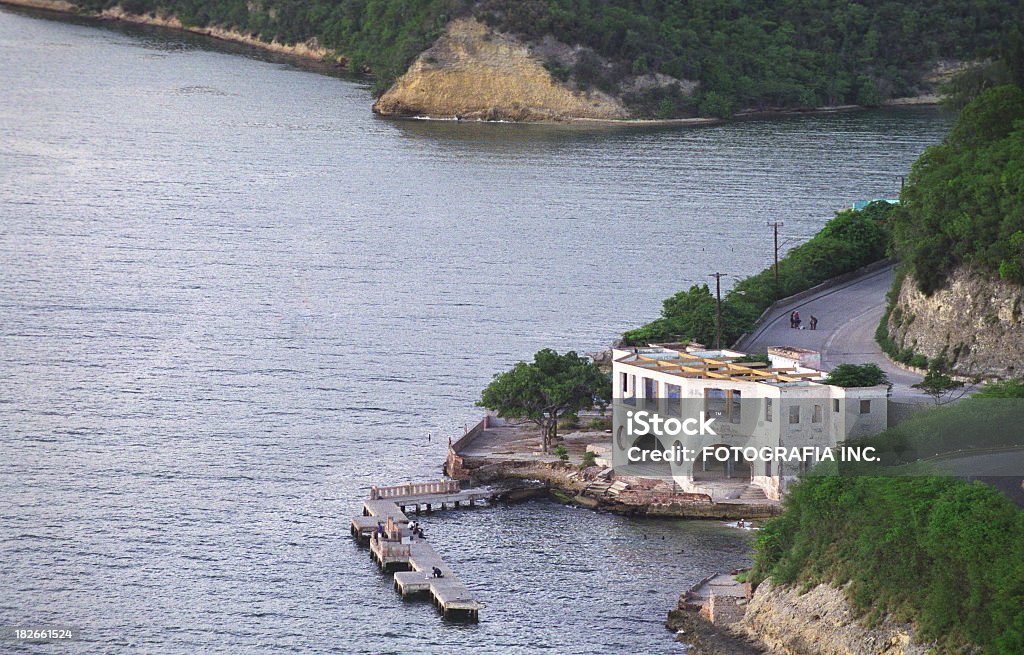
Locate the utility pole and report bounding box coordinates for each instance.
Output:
[709,272,726,349]
[767,221,784,300]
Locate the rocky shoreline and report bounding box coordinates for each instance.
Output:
[467,458,783,519]
[0,0,345,65]
[446,417,783,520]
[668,574,928,655]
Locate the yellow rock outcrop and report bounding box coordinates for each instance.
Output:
[372,18,629,122]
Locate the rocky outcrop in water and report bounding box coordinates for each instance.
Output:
[372,18,632,122]
[886,266,1024,378]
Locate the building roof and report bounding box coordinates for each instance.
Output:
[615,346,826,386]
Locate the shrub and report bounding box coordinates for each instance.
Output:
[823,363,888,388]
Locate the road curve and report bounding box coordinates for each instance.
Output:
[742,263,927,400]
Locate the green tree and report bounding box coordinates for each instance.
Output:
[823,363,889,388]
[912,366,969,404]
[621,283,722,346]
[478,349,611,452]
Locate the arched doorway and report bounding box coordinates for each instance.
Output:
[617,430,673,478]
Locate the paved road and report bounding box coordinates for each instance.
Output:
[743,263,927,400]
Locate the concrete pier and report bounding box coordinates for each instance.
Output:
[351,480,492,621]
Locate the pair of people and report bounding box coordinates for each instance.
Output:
[789,311,818,330]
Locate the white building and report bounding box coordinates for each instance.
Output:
[611,343,888,500]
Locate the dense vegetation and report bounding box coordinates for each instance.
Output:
[71,0,1022,114]
[751,389,1024,652]
[480,0,1022,116]
[891,82,1024,294]
[822,363,888,388]
[750,475,1023,654]
[622,201,895,346]
[876,46,1024,366]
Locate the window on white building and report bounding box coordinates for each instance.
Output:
[789,405,800,424]
[860,399,871,414]
[643,377,658,399]
[833,398,840,412]
[705,388,727,419]
[666,384,681,416]
[765,398,773,422]
[730,390,742,424]
[813,404,822,423]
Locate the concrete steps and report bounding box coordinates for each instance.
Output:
[738,486,768,501]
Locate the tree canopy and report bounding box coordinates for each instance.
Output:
[478,349,610,452]
[912,366,968,404]
[823,362,889,388]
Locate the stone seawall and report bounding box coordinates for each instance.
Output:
[887,266,1024,378]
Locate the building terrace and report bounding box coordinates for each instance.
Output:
[616,345,827,385]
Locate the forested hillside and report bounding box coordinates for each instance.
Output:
[892,80,1024,294]
[64,0,1022,115]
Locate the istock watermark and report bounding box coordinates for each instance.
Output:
[624,409,717,437]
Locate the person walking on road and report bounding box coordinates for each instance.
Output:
[810,315,818,330]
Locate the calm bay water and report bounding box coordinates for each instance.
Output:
[0,7,952,654]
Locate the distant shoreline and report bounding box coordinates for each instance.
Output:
[0,0,346,65]
[2,0,942,126]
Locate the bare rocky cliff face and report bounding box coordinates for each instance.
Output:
[887,266,1024,378]
[372,18,637,121]
[734,581,927,655]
